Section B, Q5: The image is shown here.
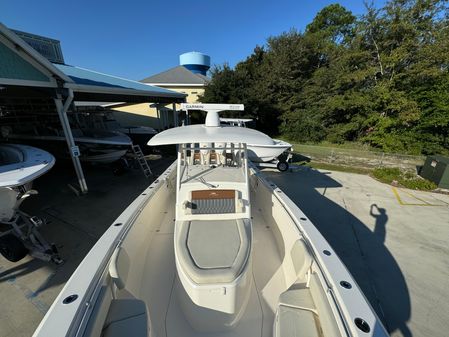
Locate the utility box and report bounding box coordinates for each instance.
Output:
[420,155,449,189]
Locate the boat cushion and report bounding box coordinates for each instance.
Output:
[177,219,251,284]
[191,198,235,214]
[191,189,236,214]
[187,220,241,269]
[102,299,148,337]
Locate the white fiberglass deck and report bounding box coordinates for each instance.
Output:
[132,193,284,337]
[33,163,388,337]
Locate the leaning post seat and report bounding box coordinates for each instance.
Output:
[174,218,252,330]
[190,189,237,214]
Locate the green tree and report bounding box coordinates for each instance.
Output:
[202,0,449,155]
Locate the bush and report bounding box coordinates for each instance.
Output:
[372,167,437,191]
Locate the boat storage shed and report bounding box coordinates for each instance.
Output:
[0,23,186,193]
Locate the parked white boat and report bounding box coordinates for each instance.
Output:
[0,144,61,263]
[220,117,254,127]
[246,139,291,162]
[0,143,55,190]
[220,117,292,163]
[33,111,388,337]
[220,119,292,163]
[72,111,157,148]
[2,127,132,164]
[117,126,157,148]
[182,104,292,164]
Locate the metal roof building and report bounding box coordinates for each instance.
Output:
[141,65,210,87]
[0,23,186,193]
[55,63,185,103]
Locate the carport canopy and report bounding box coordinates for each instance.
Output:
[55,63,186,103]
[1,23,186,193]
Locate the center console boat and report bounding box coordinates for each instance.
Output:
[33,107,388,337]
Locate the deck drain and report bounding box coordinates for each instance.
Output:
[114,223,123,227]
[300,217,307,221]
[354,318,370,333]
[323,250,331,256]
[340,281,352,289]
[63,294,78,304]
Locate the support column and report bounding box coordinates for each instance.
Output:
[161,109,166,129]
[172,103,178,127]
[155,105,162,131]
[163,109,168,128]
[54,89,88,194]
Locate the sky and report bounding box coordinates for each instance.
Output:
[1,0,384,81]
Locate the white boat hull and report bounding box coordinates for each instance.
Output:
[0,144,55,188]
[4,130,131,164]
[1,144,55,223]
[80,149,128,164]
[247,139,291,162]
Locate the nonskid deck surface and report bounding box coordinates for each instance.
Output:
[133,196,287,337]
[181,166,246,184]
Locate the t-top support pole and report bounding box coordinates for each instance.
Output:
[54,89,88,194]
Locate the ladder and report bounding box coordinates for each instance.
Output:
[132,145,152,178]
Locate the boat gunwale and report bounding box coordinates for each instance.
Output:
[33,161,388,337]
[32,161,177,337]
[249,165,388,337]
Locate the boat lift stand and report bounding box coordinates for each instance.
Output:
[0,189,63,264]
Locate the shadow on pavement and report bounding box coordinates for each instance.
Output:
[0,158,173,295]
[264,166,412,337]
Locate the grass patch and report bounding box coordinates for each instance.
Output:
[372,167,437,191]
[296,161,373,175]
[295,162,437,191]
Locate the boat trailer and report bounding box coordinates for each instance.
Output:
[0,189,63,264]
[255,148,294,172]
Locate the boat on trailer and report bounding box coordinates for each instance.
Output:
[72,110,158,150]
[220,117,254,127]
[1,125,132,164]
[0,144,62,263]
[33,111,388,337]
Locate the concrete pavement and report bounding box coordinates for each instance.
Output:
[263,167,449,337]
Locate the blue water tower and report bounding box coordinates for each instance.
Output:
[179,52,210,76]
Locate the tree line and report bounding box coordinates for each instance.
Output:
[201,0,449,155]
